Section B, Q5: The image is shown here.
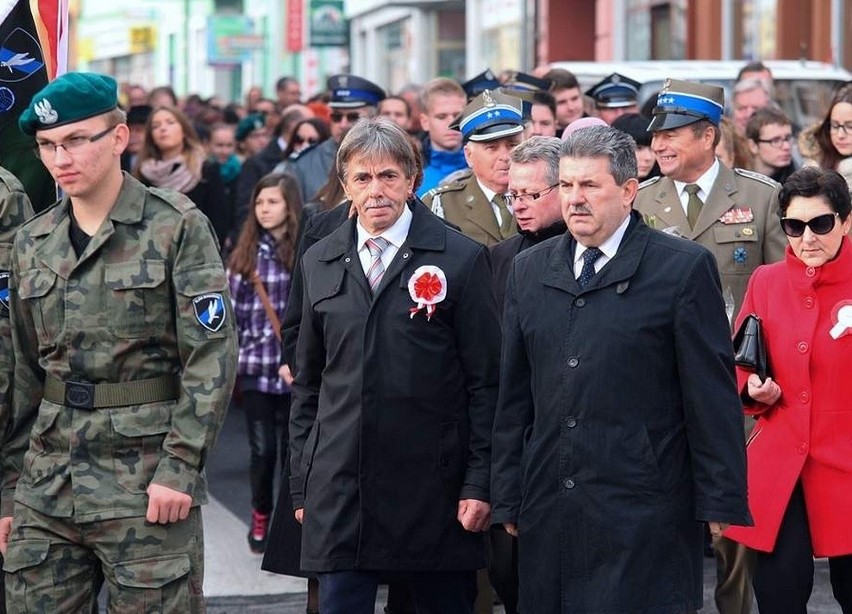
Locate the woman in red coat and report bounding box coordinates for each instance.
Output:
[725,167,852,613]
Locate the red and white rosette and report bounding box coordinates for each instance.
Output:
[407,265,447,321]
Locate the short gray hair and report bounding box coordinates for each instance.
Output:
[336,117,418,183]
[560,125,637,184]
[510,136,562,185]
[733,78,771,100]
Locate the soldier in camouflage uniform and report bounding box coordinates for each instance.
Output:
[0,167,35,614]
[422,89,525,247]
[0,72,237,612]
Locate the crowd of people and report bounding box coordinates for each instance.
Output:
[0,58,850,614]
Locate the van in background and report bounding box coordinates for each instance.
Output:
[548,60,852,132]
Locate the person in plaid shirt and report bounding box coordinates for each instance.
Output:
[227,172,301,554]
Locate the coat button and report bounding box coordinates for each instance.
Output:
[804,296,814,308]
[799,391,809,404]
[566,417,578,428]
[806,266,816,277]
[797,341,809,353]
[563,478,576,490]
[796,442,808,455]
[574,298,586,308]
[440,457,449,467]
[567,357,579,368]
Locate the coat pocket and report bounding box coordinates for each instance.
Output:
[17,268,61,345]
[113,553,192,612]
[104,260,168,338]
[110,401,173,494]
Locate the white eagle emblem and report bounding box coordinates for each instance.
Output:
[34,98,58,124]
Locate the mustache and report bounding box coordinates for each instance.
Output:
[567,204,592,215]
[363,198,397,210]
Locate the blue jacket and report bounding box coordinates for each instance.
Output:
[417,148,468,197]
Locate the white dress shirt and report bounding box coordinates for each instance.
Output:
[673,159,720,217]
[356,205,413,276]
[573,214,631,280]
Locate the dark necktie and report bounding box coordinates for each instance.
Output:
[577,247,603,287]
[365,237,389,293]
[684,183,703,229]
[493,193,514,239]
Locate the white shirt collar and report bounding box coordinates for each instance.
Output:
[476,177,499,203]
[574,213,632,265]
[673,158,720,200]
[356,204,413,250]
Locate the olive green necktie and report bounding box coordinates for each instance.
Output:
[684,183,703,229]
[493,193,514,239]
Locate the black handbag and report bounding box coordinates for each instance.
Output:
[732,313,769,382]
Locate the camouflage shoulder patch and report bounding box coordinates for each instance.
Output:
[638,175,663,190]
[193,292,227,332]
[734,168,780,188]
[0,167,26,195]
[148,187,196,214]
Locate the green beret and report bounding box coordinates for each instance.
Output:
[236,113,267,141]
[19,72,119,136]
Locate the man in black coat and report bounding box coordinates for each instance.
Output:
[487,135,565,614]
[289,118,500,614]
[491,136,566,313]
[491,125,751,613]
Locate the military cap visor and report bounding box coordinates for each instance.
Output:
[450,89,525,142]
[327,74,386,109]
[585,73,640,109]
[462,69,501,99]
[19,72,119,135]
[647,82,725,132]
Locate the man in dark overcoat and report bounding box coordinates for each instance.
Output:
[491,125,751,613]
[290,117,500,613]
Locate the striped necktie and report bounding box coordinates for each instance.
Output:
[365,237,390,293]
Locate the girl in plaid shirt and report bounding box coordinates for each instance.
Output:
[227,173,302,554]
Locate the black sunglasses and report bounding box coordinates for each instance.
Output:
[294,136,318,146]
[329,112,362,124]
[780,212,840,237]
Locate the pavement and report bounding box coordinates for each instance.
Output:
[200,402,843,613]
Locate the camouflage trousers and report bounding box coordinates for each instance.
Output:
[3,503,205,613]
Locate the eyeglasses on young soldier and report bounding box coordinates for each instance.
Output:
[35,125,117,158]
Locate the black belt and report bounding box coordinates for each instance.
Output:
[43,375,180,410]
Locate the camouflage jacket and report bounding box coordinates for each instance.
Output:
[0,168,35,439]
[0,174,237,521]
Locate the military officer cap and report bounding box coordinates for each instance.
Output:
[647,78,725,132]
[502,71,552,93]
[236,113,267,141]
[327,74,386,109]
[461,69,501,99]
[19,72,119,135]
[450,89,525,143]
[585,72,641,109]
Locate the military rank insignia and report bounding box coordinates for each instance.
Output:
[719,207,754,224]
[193,293,226,332]
[0,272,9,313]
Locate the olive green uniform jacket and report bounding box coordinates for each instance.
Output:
[633,164,786,313]
[0,174,238,521]
[422,170,516,247]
